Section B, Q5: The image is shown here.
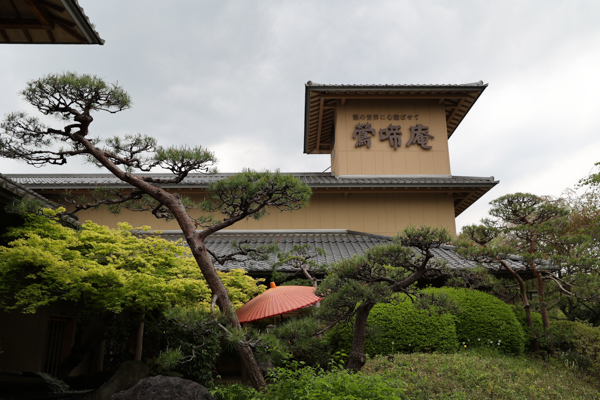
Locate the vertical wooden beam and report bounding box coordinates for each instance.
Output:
[314,97,325,153]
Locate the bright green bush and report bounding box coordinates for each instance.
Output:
[365,301,458,354]
[327,298,458,356]
[426,288,525,355]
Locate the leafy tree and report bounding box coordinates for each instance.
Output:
[0,215,264,376]
[0,72,311,388]
[545,188,600,324]
[456,192,599,353]
[315,226,450,372]
[457,220,541,349]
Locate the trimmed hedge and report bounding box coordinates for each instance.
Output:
[327,288,525,356]
[425,288,525,355]
[365,301,458,354]
[327,299,458,356]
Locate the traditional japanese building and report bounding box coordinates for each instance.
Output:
[6,81,498,274]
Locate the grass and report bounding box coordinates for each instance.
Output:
[362,349,600,400]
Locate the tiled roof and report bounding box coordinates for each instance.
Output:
[6,173,497,190]
[305,81,487,89]
[0,174,79,227]
[0,174,59,206]
[140,229,526,274]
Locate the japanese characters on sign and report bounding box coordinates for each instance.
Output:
[353,113,419,121]
[379,124,402,150]
[407,124,434,150]
[352,123,376,148]
[352,121,434,150]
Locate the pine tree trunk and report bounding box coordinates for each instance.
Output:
[73,134,268,389]
[181,222,267,389]
[499,260,538,351]
[347,302,375,372]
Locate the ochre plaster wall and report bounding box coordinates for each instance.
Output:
[331,99,450,176]
[67,191,457,237]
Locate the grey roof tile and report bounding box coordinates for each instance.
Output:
[306,81,487,89]
[143,229,527,274]
[5,173,498,189]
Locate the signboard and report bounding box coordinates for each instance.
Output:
[352,122,434,150]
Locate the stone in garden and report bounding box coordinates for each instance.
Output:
[110,375,214,400]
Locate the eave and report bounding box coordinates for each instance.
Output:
[0,0,103,44]
[7,173,499,217]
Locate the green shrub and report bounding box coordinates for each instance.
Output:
[150,306,222,386]
[327,298,458,356]
[365,301,458,355]
[211,362,407,400]
[425,288,525,355]
[511,305,544,350]
[262,362,406,400]
[549,320,600,374]
[211,383,260,400]
[268,317,332,368]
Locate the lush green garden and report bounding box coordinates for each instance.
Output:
[1,73,600,398]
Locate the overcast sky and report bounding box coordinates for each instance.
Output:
[1,0,599,231]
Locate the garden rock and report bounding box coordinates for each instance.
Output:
[110,375,214,400]
[83,360,149,400]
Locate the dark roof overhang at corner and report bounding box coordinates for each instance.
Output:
[0,173,79,228]
[0,173,56,206]
[136,229,528,276]
[0,0,103,44]
[303,81,488,154]
[6,173,499,217]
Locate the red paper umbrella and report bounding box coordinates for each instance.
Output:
[236,282,321,323]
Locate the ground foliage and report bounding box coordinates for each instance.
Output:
[210,351,600,399]
[211,361,407,400]
[362,351,600,400]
